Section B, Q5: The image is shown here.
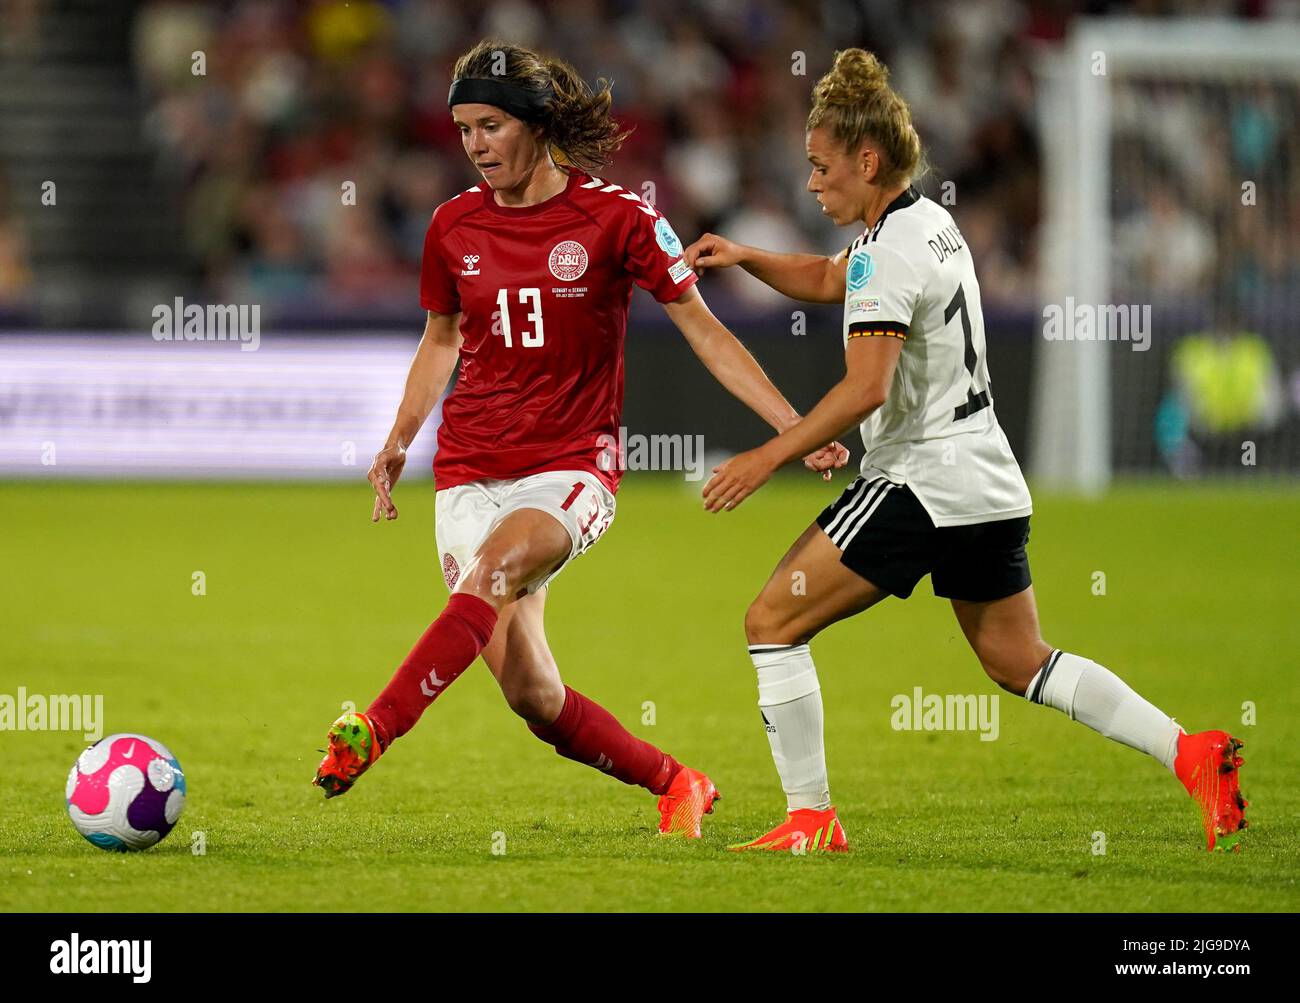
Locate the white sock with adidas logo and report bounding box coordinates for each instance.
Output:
[750,643,832,812]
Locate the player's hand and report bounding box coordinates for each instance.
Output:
[367,444,407,522]
[802,441,850,481]
[683,232,745,274]
[703,445,779,513]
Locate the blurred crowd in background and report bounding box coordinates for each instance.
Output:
[122,0,1052,315]
[1110,76,1300,314]
[0,0,1296,320]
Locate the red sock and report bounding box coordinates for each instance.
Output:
[367,593,497,745]
[529,686,682,794]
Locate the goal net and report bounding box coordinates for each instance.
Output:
[1032,18,1300,489]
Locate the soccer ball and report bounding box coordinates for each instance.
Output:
[66,733,186,851]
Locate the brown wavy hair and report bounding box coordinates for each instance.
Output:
[807,48,928,188]
[451,40,631,172]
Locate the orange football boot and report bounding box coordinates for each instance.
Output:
[1174,729,1248,852]
[313,711,385,799]
[657,766,721,838]
[730,806,848,853]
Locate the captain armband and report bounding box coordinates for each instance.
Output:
[847,321,908,341]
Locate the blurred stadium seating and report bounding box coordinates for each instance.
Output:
[0,0,1296,478]
[0,0,1072,324]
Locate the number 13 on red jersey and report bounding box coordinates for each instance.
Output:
[494,287,545,348]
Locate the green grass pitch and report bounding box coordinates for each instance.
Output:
[1,475,1297,912]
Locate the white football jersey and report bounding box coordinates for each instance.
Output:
[842,189,1032,527]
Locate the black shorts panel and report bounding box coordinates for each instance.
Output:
[930,514,1031,602]
[815,477,1031,602]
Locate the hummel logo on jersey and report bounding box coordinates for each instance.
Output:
[461,254,481,276]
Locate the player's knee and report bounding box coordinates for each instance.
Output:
[982,661,1029,696]
[968,631,1049,697]
[460,545,531,598]
[501,676,564,724]
[744,594,794,646]
[975,650,1038,696]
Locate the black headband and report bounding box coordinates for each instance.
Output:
[448,77,554,122]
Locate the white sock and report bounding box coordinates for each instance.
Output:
[750,643,831,811]
[1026,650,1183,772]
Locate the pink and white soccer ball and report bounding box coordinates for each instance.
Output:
[66,734,186,851]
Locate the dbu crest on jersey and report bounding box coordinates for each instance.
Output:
[549,240,588,281]
[654,217,683,258]
[847,252,874,291]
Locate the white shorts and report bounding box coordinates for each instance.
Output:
[435,469,616,596]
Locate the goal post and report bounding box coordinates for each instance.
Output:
[1031,18,1300,492]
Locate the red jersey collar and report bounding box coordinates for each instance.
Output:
[480,168,585,217]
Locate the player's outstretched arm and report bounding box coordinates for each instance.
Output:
[661,287,848,478]
[702,335,901,513]
[369,310,462,523]
[682,233,848,304]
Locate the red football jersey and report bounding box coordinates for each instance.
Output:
[419,169,698,492]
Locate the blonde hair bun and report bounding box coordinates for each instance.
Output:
[808,48,926,188]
